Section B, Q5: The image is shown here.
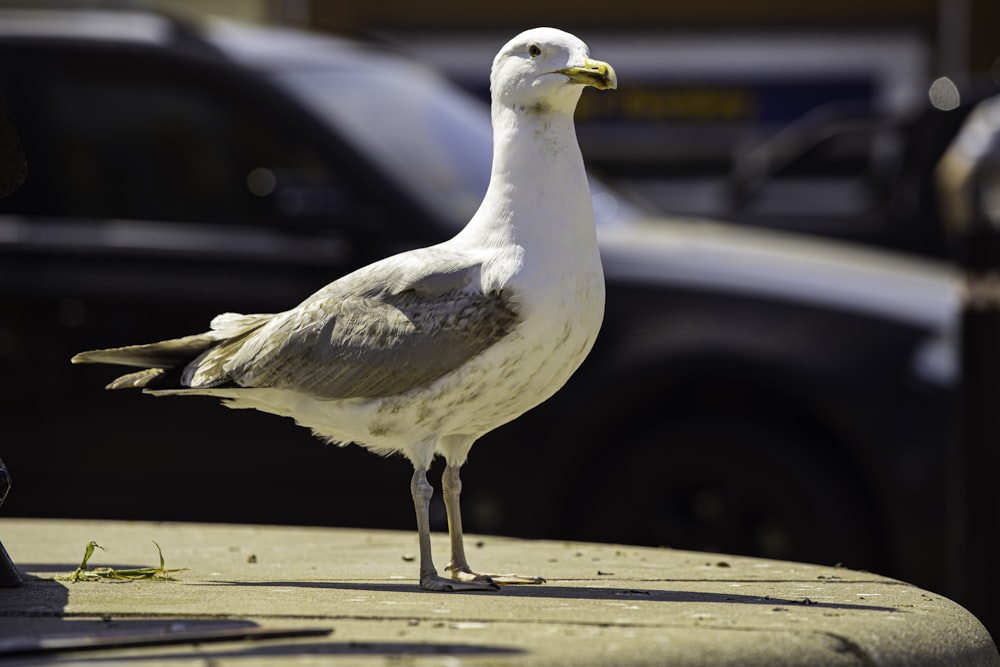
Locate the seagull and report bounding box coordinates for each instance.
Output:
[72,27,616,592]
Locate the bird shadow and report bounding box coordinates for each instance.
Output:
[11,563,901,614]
[203,579,899,613]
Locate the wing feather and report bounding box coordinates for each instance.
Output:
[216,264,520,398]
[71,333,218,369]
[75,247,520,400]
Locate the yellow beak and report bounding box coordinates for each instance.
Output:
[558,58,618,90]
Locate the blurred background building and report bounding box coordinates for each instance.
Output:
[171,0,998,79]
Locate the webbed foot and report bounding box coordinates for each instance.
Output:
[421,572,500,592]
[448,565,545,586]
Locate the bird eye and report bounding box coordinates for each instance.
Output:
[528,44,541,58]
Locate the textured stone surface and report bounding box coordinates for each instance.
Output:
[1,519,996,666]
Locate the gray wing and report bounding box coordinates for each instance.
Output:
[187,259,521,399]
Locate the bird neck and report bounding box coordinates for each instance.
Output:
[461,102,594,251]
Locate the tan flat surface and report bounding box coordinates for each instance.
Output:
[1,518,996,666]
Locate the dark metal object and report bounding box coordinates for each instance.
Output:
[0,91,25,588]
[0,458,10,507]
[937,94,1000,640]
[0,458,21,587]
[954,254,1000,641]
[0,94,27,199]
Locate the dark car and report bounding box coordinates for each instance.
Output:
[0,8,959,595]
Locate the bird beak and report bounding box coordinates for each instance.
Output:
[558,58,617,90]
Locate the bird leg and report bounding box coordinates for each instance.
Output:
[442,463,545,586]
[410,466,498,592]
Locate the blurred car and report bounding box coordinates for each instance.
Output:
[405,29,950,257]
[0,8,960,594]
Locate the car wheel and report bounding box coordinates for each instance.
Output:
[564,414,885,571]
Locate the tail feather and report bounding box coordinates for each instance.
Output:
[71,333,217,369]
[105,368,165,390]
[72,311,276,392]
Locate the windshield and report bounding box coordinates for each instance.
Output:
[272,61,639,230]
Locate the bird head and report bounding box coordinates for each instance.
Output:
[490,27,617,115]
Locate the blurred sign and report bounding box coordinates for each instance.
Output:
[402,30,925,166]
[577,78,875,125]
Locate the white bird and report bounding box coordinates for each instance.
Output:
[72,27,616,592]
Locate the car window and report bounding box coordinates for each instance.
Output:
[273,60,644,231]
[275,65,492,227]
[0,45,360,229]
